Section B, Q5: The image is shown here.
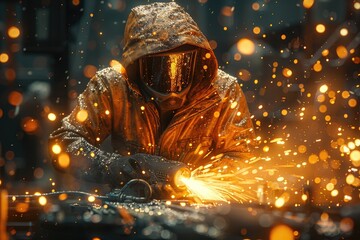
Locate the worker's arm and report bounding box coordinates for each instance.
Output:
[49,70,161,187]
[211,81,257,165]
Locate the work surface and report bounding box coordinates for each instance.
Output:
[6,195,360,240]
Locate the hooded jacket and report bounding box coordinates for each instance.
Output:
[49,2,256,186]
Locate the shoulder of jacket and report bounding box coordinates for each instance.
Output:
[212,69,239,99]
[95,67,127,82]
[92,67,130,91]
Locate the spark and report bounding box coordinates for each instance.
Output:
[181,159,264,203]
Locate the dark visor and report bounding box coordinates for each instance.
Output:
[139,50,197,94]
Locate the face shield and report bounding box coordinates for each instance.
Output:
[139,49,197,95]
[138,49,198,111]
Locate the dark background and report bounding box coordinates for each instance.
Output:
[0,0,359,206]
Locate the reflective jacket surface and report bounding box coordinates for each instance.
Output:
[50,2,256,184]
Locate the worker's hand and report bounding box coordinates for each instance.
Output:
[109,153,189,199]
[109,153,162,185]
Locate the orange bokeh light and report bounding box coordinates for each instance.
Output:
[8,26,20,38]
[22,117,39,133]
[237,38,255,55]
[8,91,23,106]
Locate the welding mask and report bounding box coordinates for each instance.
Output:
[139,49,197,111]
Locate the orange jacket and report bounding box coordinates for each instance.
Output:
[50,2,256,185]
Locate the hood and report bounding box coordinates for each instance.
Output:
[121,2,218,98]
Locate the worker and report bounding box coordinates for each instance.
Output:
[49,2,256,198]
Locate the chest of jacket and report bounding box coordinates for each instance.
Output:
[111,91,222,165]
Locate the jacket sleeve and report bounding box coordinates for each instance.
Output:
[211,81,257,162]
[49,70,127,186]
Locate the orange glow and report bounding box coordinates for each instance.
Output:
[350,150,360,162]
[221,6,233,17]
[319,105,327,113]
[270,225,294,240]
[346,174,355,185]
[275,197,285,208]
[88,196,96,202]
[352,57,360,64]
[58,153,70,168]
[282,68,292,77]
[209,40,217,50]
[234,53,241,61]
[58,193,68,201]
[230,101,238,109]
[303,0,314,9]
[253,27,261,34]
[238,69,251,81]
[109,60,126,74]
[180,159,261,203]
[5,68,16,81]
[0,53,9,63]
[252,2,260,11]
[348,98,357,107]
[72,0,80,6]
[336,46,348,59]
[38,196,47,206]
[342,91,350,99]
[298,145,307,153]
[237,38,255,55]
[322,49,329,56]
[83,65,97,78]
[326,182,334,191]
[48,113,57,121]
[340,218,354,233]
[319,84,328,93]
[340,28,348,36]
[76,109,88,122]
[15,202,29,213]
[22,117,39,133]
[313,61,322,72]
[308,154,319,164]
[52,144,62,154]
[331,189,339,197]
[301,194,308,201]
[8,26,20,38]
[354,2,360,10]
[316,24,326,33]
[213,111,220,118]
[8,91,23,106]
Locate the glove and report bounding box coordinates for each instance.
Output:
[108,153,162,186]
[108,153,189,199]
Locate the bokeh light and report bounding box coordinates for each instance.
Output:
[303,0,315,9]
[315,24,326,33]
[48,113,57,121]
[8,91,23,106]
[58,153,70,169]
[76,109,89,122]
[0,53,9,63]
[270,225,294,240]
[7,26,20,38]
[52,144,62,154]
[237,38,255,55]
